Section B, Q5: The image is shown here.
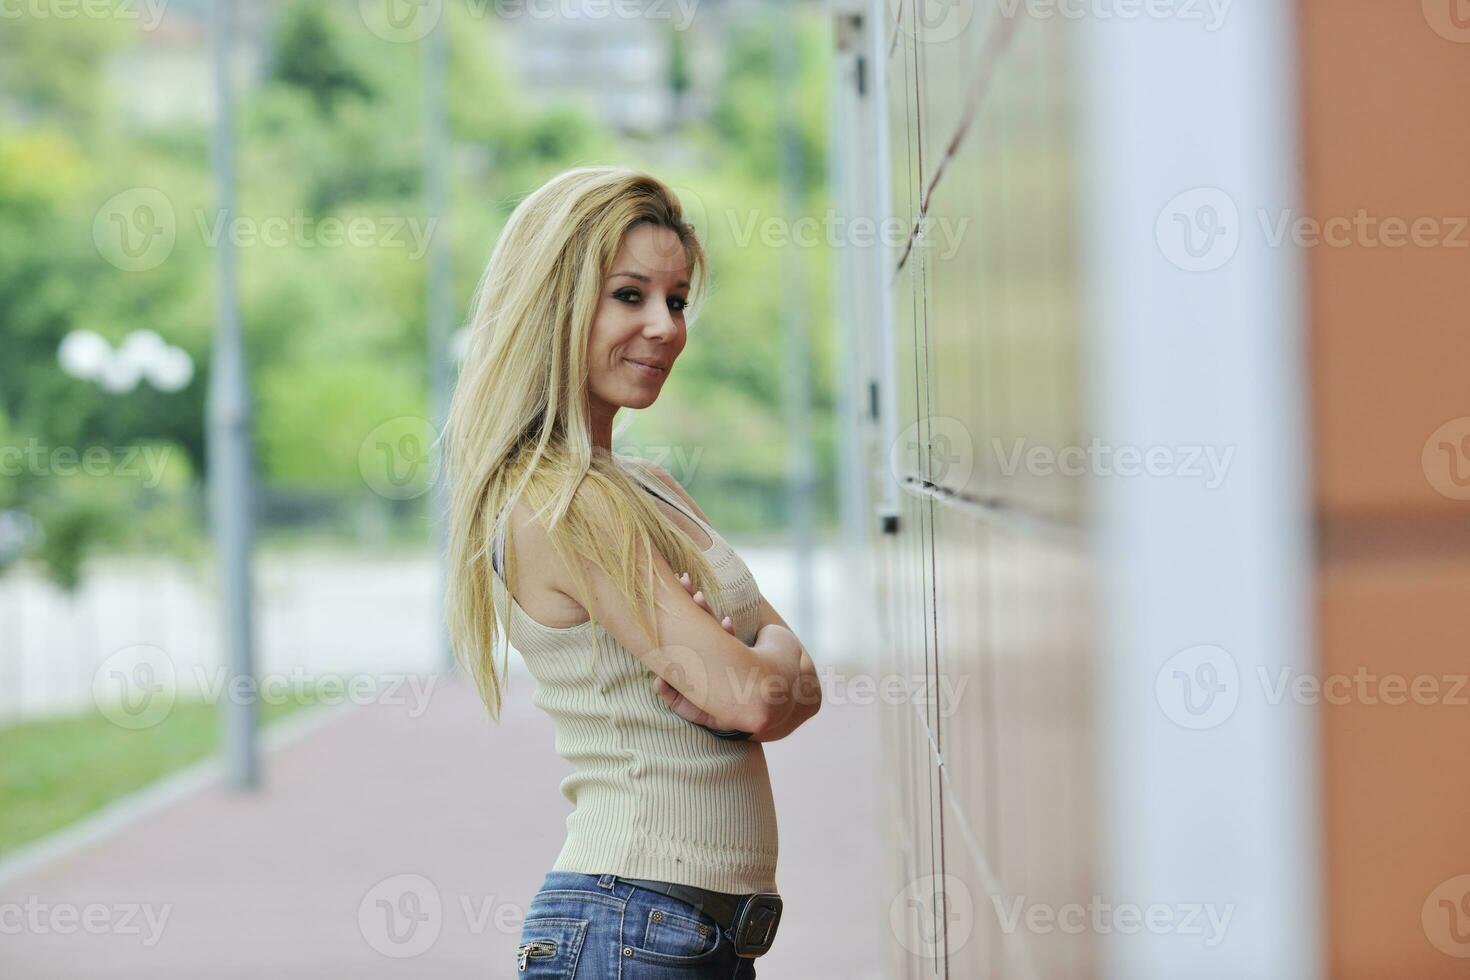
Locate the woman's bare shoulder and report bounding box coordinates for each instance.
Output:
[624,456,710,524]
[502,496,589,627]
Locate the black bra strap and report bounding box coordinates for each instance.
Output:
[492,516,505,575]
[625,458,702,526]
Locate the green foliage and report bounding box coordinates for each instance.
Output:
[707,16,829,188]
[257,359,424,490]
[31,497,117,593]
[0,692,315,857]
[268,0,374,114]
[11,440,196,589]
[0,4,129,136]
[0,1,838,568]
[0,130,101,443]
[668,27,692,103]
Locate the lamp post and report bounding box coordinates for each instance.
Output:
[423,12,453,672]
[208,0,258,791]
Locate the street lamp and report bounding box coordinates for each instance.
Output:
[57,328,195,394]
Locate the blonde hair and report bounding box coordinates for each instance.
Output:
[442,166,719,721]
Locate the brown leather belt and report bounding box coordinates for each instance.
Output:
[618,877,782,958]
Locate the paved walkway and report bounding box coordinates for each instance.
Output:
[0,672,888,979]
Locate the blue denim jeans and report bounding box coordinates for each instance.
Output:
[515,871,761,978]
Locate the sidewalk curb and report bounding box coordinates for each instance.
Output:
[0,700,357,890]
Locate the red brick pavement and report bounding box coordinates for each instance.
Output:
[0,672,889,979]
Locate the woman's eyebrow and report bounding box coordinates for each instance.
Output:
[607,270,691,289]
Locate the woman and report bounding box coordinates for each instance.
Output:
[443,166,822,977]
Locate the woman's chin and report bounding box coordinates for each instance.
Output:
[621,390,660,410]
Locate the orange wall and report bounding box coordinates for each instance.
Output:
[1299,2,1470,976]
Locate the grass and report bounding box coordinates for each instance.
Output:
[0,694,318,858]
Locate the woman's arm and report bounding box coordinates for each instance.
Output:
[508,496,799,735]
[653,578,821,742]
[633,459,822,741]
[746,596,822,742]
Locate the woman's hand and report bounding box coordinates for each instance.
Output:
[652,572,744,731]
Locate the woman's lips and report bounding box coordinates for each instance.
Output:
[624,358,667,378]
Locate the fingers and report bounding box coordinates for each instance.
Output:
[678,571,722,621]
[655,674,719,727]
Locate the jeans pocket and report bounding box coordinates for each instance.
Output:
[624,902,723,968]
[516,917,588,976]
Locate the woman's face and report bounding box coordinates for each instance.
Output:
[586,222,691,423]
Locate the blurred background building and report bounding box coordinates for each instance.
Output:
[2,0,1468,978]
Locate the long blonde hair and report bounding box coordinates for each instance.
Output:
[442,166,720,721]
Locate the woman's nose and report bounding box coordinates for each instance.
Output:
[644,305,678,338]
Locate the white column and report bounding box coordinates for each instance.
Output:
[1076,3,1323,977]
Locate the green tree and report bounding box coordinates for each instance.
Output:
[668,27,692,124]
[268,1,373,115]
[0,8,127,137]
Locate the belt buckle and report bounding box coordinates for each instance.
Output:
[729,893,782,957]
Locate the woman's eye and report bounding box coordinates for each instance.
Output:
[614,290,688,313]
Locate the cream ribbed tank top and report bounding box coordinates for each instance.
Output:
[488,456,779,894]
